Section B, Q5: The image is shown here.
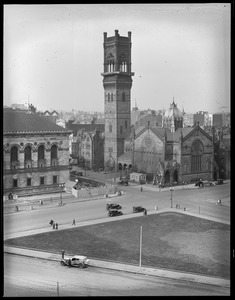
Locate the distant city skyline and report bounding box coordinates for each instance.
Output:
[4,4,230,114]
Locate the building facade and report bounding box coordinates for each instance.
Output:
[3,108,71,196]
[118,124,214,185]
[101,30,134,171]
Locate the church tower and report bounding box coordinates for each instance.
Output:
[101,30,134,171]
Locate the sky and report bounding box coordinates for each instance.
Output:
[4,4,230,114]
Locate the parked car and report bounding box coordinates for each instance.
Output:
[217,179,223,185]
[108,210,123,217]
[61,255,90,268]
[133,206,145,213]
[195,179,204,187]
[106,203,122,210]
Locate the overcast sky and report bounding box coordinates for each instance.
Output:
[4,4,230,114]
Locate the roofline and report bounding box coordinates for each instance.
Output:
[3,130,72,135]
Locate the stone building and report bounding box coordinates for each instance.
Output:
[118,124,214,185]
[79,128,104,170]
[101,30,134,171]
[3,108,71,196]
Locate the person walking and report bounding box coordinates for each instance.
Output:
[72,219,76,225]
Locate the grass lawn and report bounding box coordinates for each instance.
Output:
[4,212,230,279]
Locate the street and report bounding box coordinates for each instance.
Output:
[3,181,230,296]
[4,254,230,296]
[4,181,230,239]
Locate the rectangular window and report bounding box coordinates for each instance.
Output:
[109,125,112,133]
[53,175,57,184]
[120,126,123,134]
[125,121,127,129]
[40,177,45,185]
[27,178,31,186]
[13,179,18,188]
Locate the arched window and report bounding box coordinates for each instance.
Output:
[51,144,57,159]
[122,92,125,101]
[10,146,18,162]
[38,145,45,167]
[24,145,32,161]
[191,140,203,172]
[38,145,45,160]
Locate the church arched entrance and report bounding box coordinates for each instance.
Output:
[164,170,170,186]
[173,170,178,183]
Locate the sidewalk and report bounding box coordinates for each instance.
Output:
[4,208,230,288]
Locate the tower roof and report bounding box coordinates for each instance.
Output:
[164,98,184,118]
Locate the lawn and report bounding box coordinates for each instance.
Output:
[4,212,230,278]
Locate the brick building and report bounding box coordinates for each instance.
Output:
[101,30,134,171]
[3,108,71,196]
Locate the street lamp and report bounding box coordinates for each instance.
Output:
[170,187,174,208]
[59,184,65,205]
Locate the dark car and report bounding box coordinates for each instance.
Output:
[195,179,204,187]
[108,210,123,217]
[118,179,129,186]
[133,206,145,213]
[106,203,122,210]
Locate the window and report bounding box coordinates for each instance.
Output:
[13,179,18,188]
[51,145,58,159]
[191,140,203,172]
[38,145,45,159]
[109,125,112,133]
[108,93,110,102]
[122,92,125,101]
[53,176,57,184]
[125,121,127,129]
[10,146,18,162]
[40,177,45,185]
[27,178,31,186]
[24,145,32,160]
[111,93,113,101]
[120,126,123,134]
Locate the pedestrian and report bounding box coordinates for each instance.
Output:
[216,199,221,206]
[72,219,76,225]
[55,223,58,229]
[140,186,143,192]
[52,222,55,229]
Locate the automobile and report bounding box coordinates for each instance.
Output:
[217,179,223,185]
[133,206,145,213]
[61,255,90,268]
[75,171,83,176]
[108,210,123,217]
[106,203,122,210]
[118,179,129,186]
[195,179,204,187]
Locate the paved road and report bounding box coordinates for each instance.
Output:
[4,254,230,296]
[4,181,230,239]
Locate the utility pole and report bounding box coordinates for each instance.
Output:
[139,226,142,267]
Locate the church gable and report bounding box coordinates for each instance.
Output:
[135,129,164,153]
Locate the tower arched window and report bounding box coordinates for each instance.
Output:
[191,140,203,172]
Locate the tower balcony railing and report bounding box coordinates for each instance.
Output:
[101,71,135,76]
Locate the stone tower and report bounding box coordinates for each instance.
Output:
[101,30,134,171]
